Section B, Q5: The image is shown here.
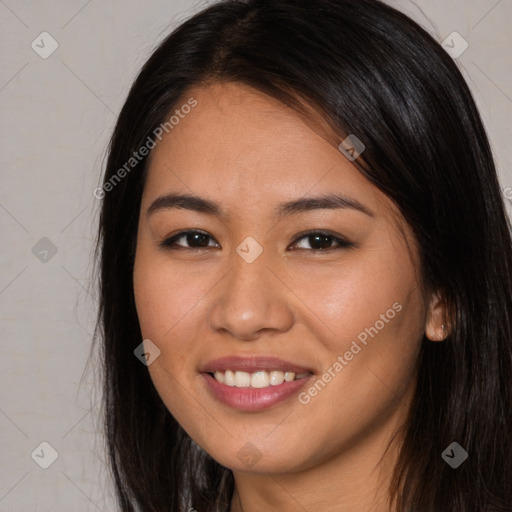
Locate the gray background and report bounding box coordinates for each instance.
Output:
[0,0,511,510]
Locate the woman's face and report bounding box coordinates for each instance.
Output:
[133,82,435,475]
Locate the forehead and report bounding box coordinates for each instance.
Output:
[143,82,393,219]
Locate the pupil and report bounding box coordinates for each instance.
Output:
[189,233,209,247]
[310,234,331,249]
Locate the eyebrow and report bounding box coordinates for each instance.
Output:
[147,192,374,219]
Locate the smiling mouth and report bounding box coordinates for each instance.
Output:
[207,370,312,388]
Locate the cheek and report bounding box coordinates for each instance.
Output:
[133,245,209,341]
[132,246,222,405]
[292,247,421,350]
[133,252,211,428]
[293,249,425,421]
[290,260,423,452]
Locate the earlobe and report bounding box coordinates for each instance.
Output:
[424,291,449,342]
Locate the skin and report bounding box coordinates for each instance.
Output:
[133,82,448,512]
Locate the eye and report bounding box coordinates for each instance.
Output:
[289,230,354,251]
[159,230,219,250]
[159,229,354,252]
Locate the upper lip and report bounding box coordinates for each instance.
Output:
[200,356,314,374]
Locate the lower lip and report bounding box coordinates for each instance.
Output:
[201,373,313,411]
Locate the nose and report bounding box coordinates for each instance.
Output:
[208,249,295,341]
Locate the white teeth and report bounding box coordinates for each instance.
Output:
[234,371,251,387]
[284,371,295,382]
[269,370,284,386]
[251,371,270,388]
[224,370,235,386]
[212,370,310,388]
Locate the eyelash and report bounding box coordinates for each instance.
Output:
[158,229,355,252]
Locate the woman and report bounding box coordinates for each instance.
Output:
[92,0,512,510]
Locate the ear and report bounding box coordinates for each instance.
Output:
[425,290,449,342]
